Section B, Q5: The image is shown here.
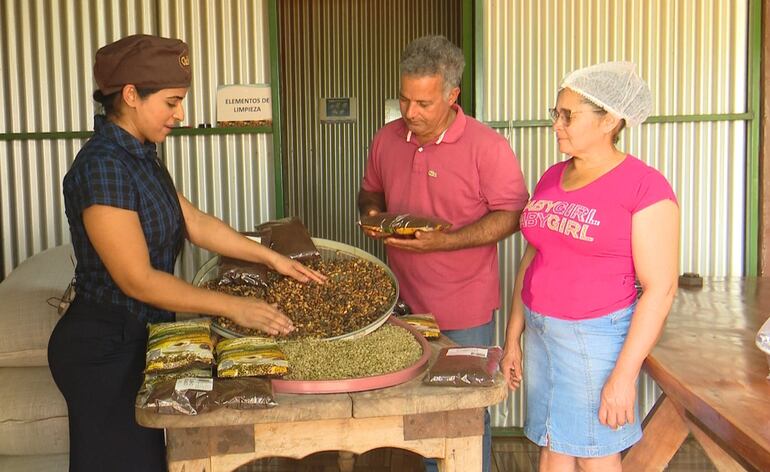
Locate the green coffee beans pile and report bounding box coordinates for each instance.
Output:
[278,324,422,380]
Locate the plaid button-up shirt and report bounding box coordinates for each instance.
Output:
[63,115,184,323]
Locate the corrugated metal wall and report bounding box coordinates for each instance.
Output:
[483,0,749,427]
[277,0,462,261]
[0,0,154,276]
[158,0,274,282]
[0,0,274,281]
[1,0,753,431]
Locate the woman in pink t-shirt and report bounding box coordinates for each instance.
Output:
[501,62,679,471]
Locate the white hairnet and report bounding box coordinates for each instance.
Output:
[560,61,652,127]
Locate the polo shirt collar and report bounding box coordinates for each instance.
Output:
[94,114,157,161]
[404,104,467,145]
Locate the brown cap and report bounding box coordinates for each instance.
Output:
[93,34,191,95]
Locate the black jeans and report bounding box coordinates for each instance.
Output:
[48,297,166,472]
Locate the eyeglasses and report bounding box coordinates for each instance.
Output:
[548,107,593,126]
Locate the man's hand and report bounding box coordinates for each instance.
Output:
[360,208,391,240]
[383,230,452,253]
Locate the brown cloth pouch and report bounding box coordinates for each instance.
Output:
[424,345,503,387]
[359,213,452,239]
[255,217,320,261]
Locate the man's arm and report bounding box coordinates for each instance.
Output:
[357,189,390,240]
[385,209,522,253]
[446,209,522,248]
[358,189,386,216]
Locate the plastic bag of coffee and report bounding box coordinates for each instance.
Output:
[255,217,320,261]
[424,346,503,387]
[145,318,214,374]
[359,213,452,239]
[216,337,289,377]
[136,376,214,415]
[399,313,440,339]
[211,377,277,409]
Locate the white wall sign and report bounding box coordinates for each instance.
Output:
[216,84,272,126]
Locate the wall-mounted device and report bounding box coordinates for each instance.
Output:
[319,97,357,123]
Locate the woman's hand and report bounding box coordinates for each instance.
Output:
[269,253,327,284]
[500,342,524,390]
[598,372,637,430]
[229,297,295,336]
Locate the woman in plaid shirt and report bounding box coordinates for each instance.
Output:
[48,34,324,472]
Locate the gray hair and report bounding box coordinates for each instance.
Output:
[399,35,465,96]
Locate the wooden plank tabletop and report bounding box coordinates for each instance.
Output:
[642,278,770,471]
[136,335,508,429]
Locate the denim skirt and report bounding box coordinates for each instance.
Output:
[523,303,642,457]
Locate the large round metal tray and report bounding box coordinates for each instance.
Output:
[191,237,399,341]
[272,315,431,394]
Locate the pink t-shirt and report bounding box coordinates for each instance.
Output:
[362,106,529,330]
[520,155,677,320]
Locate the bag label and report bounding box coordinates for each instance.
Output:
[446,347,488,358]
[175,377,214,392]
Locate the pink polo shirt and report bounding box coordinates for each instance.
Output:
[520,155,677,320]
[362,106,529,330]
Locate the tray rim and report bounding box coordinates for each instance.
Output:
[191,237,399,342]
[271,315,431,394]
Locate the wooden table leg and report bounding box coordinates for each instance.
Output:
[338,451,356,472]
[622,395,689,472]
[166,427,214,472]
[437,435,482,472]
[684,417,750,471]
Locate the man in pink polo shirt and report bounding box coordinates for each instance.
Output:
[358,35,528,472]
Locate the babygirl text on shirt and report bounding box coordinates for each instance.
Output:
[520,199,600,242]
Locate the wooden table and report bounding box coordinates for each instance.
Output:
[623,278,770,472]
[136,337,508,472]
